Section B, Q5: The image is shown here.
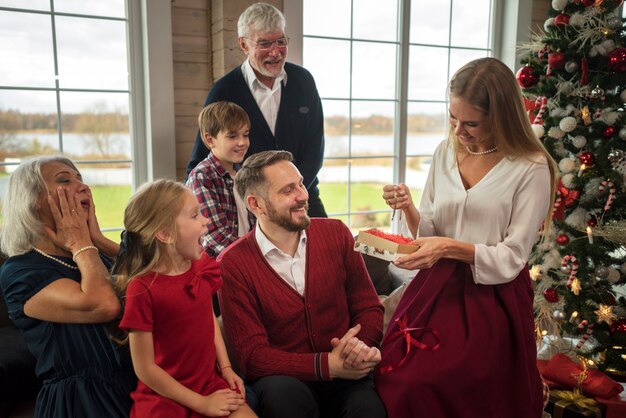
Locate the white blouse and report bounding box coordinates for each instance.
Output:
[418,140,551,285]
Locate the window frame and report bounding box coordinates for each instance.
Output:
[285,0,534,226]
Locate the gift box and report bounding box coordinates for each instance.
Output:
[354,229,419,262]
[538,356,626,418]
[544,390,605,418]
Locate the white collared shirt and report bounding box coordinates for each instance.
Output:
[241,59,287,135]
[255,223,307,295]
[234,190,250,237]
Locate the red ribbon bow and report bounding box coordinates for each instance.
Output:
[185,256,222,298]
[379,314,440,374]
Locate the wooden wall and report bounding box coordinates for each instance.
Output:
[531,0,551,34]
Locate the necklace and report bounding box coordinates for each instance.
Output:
[32,247,79,270]
[466,146,498,156]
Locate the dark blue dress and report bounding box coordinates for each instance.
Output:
[0,251,136,418]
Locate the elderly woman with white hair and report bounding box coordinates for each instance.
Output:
[0,156,135,418]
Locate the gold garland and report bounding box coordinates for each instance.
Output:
[583,220,626,245]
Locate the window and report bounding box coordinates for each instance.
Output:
[301,0,495,231]
[0,0,133,238]
[0,0,178,240]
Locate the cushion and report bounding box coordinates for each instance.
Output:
[361,253,392,295]
[0,326,39,402]
[379,283,407,334]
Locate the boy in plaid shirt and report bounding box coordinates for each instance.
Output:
[186,101,256,258]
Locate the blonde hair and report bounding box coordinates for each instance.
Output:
[1,156,79,256]
[198,102,250,149]
[110,179,188,343]
[447,58,558,233]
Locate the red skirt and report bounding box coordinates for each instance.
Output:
[375,259,542,418]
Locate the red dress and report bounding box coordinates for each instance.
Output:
[120,254,229,417]
[375,259,543,418]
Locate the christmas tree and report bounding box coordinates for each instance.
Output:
[518,0,626,374]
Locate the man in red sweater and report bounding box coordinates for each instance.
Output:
[218,150,386,418]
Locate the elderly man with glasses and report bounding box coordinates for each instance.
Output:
[186,2,327,218]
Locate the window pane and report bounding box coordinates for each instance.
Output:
[410,0,450,46]
[408,45,448,101]
[449,48,490,77]
[324,99,350,158]
[303,0,351,38]
[349,177,389,215]
[404,156,428,209]
[0,90,60,159]
[0,11,55,87]
[60,92,130,160]
[352,41,397,100]
[54,0,126,18]
[450,0,491,48]
[0,0,49,10]
[56,16,128,90]
[74,161,132,239]
[406,102,446,156]
[318,160,350,214]
[303,38,350,98]
[351,101,395,157]
[353,0,398,42]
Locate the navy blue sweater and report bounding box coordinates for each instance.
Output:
[186,62,325,195]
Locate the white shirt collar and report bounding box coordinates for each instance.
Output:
[255,222,306,258]
[242,59,287,91]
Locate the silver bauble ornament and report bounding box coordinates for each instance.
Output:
[619,128,626,141]
[565,61,579,73]
[591,86,605,98]
[608,149,625,162]
[561,264,572,274]
[595,265,609,279]
[608,16,622,29]
[607,268,621,284]
[552,309,566,322]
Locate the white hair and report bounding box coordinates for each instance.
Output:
[237,2,286,38]
[1,156,79,256]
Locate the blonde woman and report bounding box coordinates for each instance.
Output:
[376,58,557,418]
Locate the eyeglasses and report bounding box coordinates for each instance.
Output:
[245,37,289,50]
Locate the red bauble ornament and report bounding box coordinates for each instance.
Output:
[554,14,570,27]
[608,47,626,72]
[603,126,618,138]
[610,318,626,335]
[556,234,570,245]
[543,288,560,303]
[549,51,567,69]
[579,151,596,166]
[587,216,598,227]
[516,66,539,88]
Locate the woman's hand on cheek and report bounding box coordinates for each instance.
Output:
[43,187,92,252]
[85,188,105,243]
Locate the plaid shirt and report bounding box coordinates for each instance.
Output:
[185,153,256,257]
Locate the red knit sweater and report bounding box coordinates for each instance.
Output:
[218,218,384,381]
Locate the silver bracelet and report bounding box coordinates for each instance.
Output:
[72,245,99,262]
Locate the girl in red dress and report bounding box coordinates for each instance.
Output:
[113,179,257,418]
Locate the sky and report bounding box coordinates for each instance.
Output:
[0,0,492,118]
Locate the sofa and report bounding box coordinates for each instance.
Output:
[0,254,38,418]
